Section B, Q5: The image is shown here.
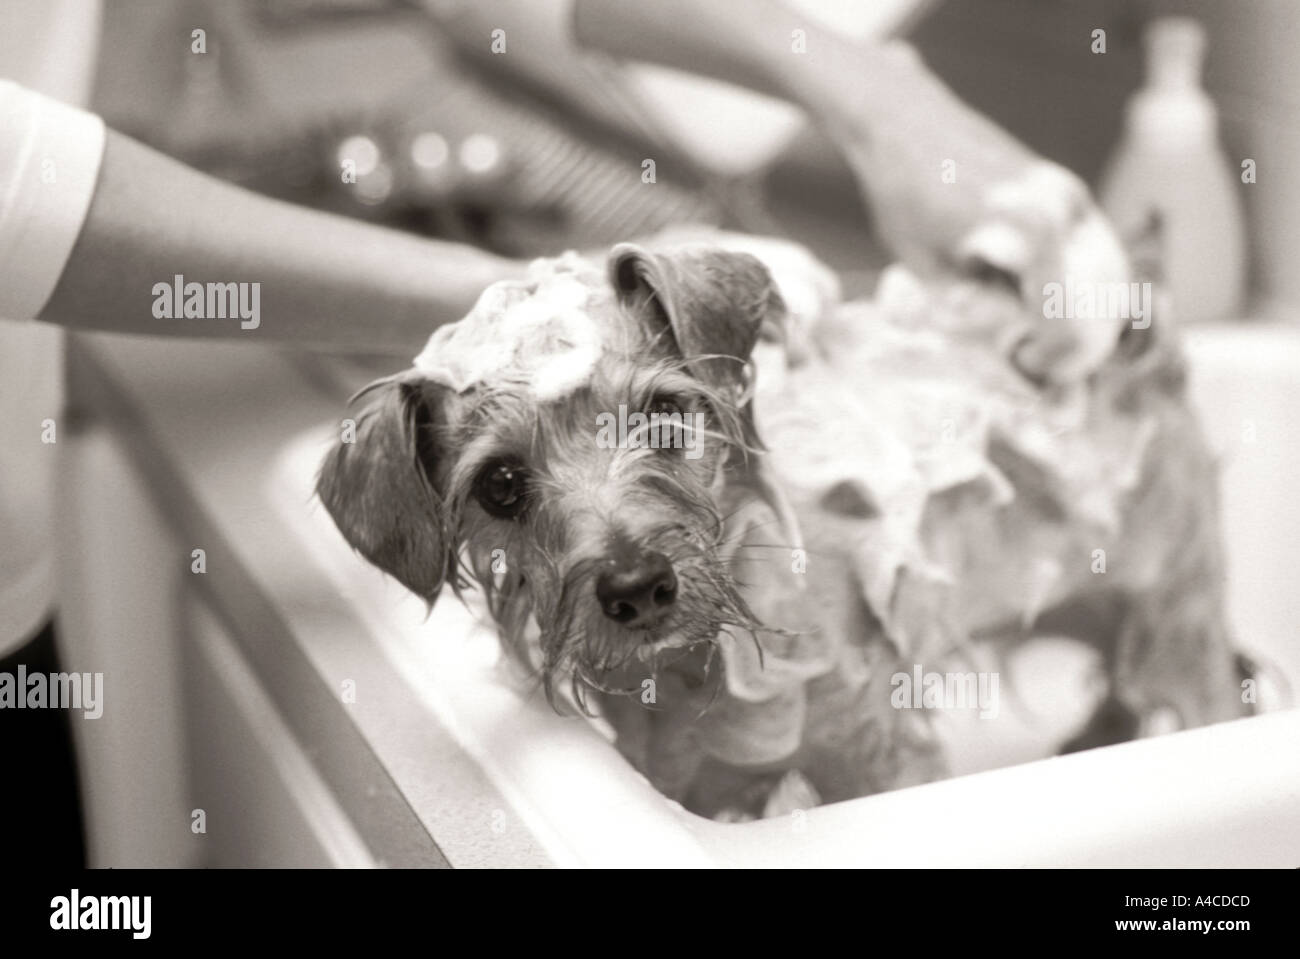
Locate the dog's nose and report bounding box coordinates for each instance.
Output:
[596,550,677,628]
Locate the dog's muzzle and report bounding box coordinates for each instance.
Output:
[595,545,678,633]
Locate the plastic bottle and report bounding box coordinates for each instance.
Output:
[1098,16,1246,324]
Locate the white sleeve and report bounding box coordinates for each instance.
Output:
[0,78,105,321]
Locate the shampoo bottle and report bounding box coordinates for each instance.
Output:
[1098,16,1246,324]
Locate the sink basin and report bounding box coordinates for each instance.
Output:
[270,319,1300,866]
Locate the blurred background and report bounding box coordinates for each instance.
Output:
[90,0,1300,306]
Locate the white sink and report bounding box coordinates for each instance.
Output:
[270,319,1300,867]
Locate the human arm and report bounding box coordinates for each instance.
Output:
[1,79,526,357]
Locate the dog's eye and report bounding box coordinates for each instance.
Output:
[647,395,684,419]
[645,394,692,452]
[474,459,529,519]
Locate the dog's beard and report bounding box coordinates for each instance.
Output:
[466,524,765,713]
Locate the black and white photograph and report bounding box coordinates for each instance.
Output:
[1,0,1297,923]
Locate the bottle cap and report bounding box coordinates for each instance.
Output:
[1145,16,1207,90]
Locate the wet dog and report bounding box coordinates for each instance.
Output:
[315,242,946,818]
[316,239,1252,819]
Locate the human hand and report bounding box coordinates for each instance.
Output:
[815,42,1133,385]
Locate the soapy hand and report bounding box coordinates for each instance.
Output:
[569,0,1137,386]
[822,42,1134,385]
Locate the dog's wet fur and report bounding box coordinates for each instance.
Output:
[317,245,791,709]
[317,241,1253,819]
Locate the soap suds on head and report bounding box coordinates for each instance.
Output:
[413,258,609,400]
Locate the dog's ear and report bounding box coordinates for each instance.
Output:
[316,373,451,603]
[609,243,785,389]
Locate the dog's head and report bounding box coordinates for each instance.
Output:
[317,243,792,705]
